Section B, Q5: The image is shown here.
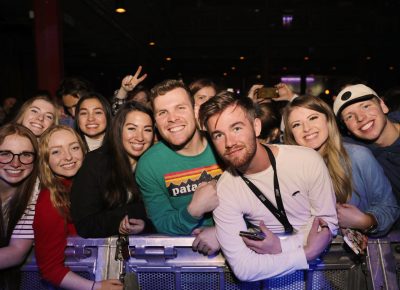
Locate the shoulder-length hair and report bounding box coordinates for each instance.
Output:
[104,101,154,207]
[282,95,353,203]
[14,96,59,127]
[39,125,87,219]
[0,123,39,245]
[74,92,113,151]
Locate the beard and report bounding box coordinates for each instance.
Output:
[222,137,257,170]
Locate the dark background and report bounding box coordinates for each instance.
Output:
[1,0,399,101]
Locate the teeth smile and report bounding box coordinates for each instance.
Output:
[6,169,22,174]
[86,124,99,128]
[360,121,373,131]
[131,144,144,150]
[62,163,75,169]
[169,126,184,133]
[304,133,317,140]
[30,123,43,129]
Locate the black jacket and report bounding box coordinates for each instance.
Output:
[70,146,153,238]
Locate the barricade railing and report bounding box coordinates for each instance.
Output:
[20,231,400,290]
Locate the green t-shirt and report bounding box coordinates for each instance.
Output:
[136,140,222,235]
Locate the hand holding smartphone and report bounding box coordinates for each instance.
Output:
[256,87,279,100]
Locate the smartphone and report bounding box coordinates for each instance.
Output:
[239,230,266,241]
[256,87,278,99]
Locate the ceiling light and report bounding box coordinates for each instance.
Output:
[231,66,236,70]
[115,0,126,13]
[282,15,293,27]
[165,57,172,61]
[239,56,245,60]
[149,41,156,46]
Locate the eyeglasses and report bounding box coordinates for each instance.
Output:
[0,151,36,165]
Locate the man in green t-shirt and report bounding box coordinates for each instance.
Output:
[136,79,222,255]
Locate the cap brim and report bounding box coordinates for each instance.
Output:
[336,94,376,118]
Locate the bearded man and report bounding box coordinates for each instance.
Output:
[199,91,338,281]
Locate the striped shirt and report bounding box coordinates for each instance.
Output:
[11,179,40,239]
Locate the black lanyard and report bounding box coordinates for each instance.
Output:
[238,145,293,234]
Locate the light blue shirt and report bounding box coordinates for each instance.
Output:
[344,143,399,236]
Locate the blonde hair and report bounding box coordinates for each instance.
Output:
[14,96,59,127]
[283,96,353,203]
[39,125,86,218]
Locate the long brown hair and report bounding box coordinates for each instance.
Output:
[283,96,353,203]
[104,101,154,207]
[0,124,38,245]
[39,125,86,218]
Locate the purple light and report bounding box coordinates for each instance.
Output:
[281,77,315,83]
[282,15,293,27]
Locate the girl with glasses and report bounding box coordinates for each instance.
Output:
[0,124,38,290]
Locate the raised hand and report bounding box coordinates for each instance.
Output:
[274,82,295,101]
[116,66,148,99]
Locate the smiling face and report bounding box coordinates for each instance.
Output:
[288,106,329,152]
[0,134,34,186]
[21,99,56,137]
[153,87,197,149]
[341,98,388,142]
[77,98,107,140]
[207,104,260,170]
[48,130,84,178]
[122,110,154,164]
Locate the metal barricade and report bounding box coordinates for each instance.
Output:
[20,232,400,290]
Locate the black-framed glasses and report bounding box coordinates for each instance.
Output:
[0,150,36,165]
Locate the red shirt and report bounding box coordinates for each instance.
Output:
[33,183,77,286]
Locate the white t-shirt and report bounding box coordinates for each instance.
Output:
[214,144,338,281]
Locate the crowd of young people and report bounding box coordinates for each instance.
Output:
[0,68,399,288]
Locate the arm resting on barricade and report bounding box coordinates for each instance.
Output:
[0,238,33,269]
